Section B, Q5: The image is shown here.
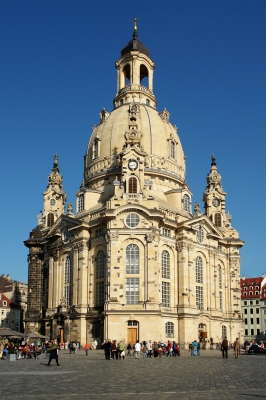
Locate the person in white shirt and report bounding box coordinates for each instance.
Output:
[134,340,141,359]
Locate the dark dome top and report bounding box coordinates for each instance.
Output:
[121,33,150,57]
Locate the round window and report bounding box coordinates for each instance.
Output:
[50,199,56,206]
[197,226,204,243]
[125,213,140,228]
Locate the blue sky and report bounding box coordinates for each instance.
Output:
[1,0,265,282]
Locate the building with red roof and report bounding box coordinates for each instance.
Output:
[240,275,266,340]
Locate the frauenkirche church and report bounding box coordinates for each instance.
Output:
[25,21,244,347]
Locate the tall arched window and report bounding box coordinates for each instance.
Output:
[123,64,130,86]
[222,325,227,337]
[47,213,54,227]
[64,256,71,284]
[162,250,170,279]
[218,265,222,289]
[214,213,222,227]
[126,244,139,274]
[195,256,203,283]
[140,64,148,86]
[96,250,105,279]
[183,194,190,212]
[78,194,84,212]
[128,176,138,193]
[170,141,175,158]
[165,322,174,338]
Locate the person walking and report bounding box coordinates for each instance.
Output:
[221,336,229,359]
[84,341,90,356]
[233,338,241,358]
[47,339,60,366]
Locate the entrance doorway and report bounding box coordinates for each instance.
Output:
[198,324,207,341]
[127,320,138,344]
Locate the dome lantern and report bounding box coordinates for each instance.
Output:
[114,19,156,108]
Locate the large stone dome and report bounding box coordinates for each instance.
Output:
[85,103,185,176]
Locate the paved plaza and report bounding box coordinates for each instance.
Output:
[0,349,266,399]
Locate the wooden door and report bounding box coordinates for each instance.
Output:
[128,328,137,344]
[201,331,207,340]
[60,328,64,343]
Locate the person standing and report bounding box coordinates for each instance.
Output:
[192,340,198,356]
[233,338,241,358]
[103,340,112,360]
[84,341,90,356]
[134,340,141,359]
[197,341,201,356]
[111,340,118,359]
[47,339,60,366]
[221,336,229,359]
[147,340,152,358]
[127,343,132,356]
[118,340,125,359]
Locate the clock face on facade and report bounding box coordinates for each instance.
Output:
[213,198,220,207]
[128,159,138,170]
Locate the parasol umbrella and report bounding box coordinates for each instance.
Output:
[26,332,49,339]
[0,328,25,337]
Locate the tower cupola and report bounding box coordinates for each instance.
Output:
[114,19,156,108]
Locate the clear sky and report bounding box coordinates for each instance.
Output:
[1,0,265,282]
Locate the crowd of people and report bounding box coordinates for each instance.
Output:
[101,340,181,359]
[0,339,48,359]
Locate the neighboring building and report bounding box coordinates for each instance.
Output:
[240,275,266,341]
[24,23,244,346]
[0,293,21,331]
[0,274,28,332]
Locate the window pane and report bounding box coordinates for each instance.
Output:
[196,257,203,283]
[126,278,139,304]
[162,281,170,307]
[196,286,203,310]
[165,322,174,338]
[96,282,105,306]
[126,244,139,274]
[162,251,170,279]
[96,250,105,279]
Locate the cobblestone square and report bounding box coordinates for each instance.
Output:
[0,349,265,399]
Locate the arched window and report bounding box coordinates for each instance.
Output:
[170,141,175,158]
[162,250,170,279]
[78,194,84,212]
[92,140,98,160]
[128,176,138,193]
[222,325,227,337]
[126,244,139,274]
[123,64,130,86]
[218,265,222,289]
[214,213,222,227]
[47,213,54,227]
[165,322,174,338]
[64,256,71,284]
[96,250,105,279]
[146,99,150,106]
[140,64,148,86]
[183,194,190,212]
[195,256,203,283]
